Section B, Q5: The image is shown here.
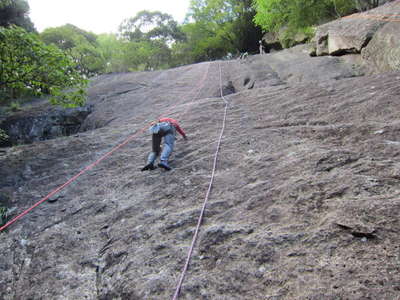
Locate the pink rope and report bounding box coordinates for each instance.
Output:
[172,61,228,299]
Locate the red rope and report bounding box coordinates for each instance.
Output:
[172,61,228,299]
[0,63,211,232]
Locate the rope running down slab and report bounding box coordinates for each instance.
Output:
[172,61,228,299]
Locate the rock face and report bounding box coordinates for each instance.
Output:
[1,44,400,299]
[0,105,92,146]
[361,21,400,71]
[262,32,282,52]
[315,18,384,56]
[262,29,307,52]
[313,1,400,73]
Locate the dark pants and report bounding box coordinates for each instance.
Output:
[147,124,176,165]
[151,133,162,157]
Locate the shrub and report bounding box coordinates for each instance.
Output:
[0,26,88,107]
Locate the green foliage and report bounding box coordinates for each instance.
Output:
[114,3,262,69]
[185,0,262,57]
[0,26,87,107]
[114,10,187,71]
[41,24,106,76]
[0,0,13,9]
[96,33,172,72]
[253,0,356,48]
[119,10,185,44]
[96,34,127,72]
[173,21,230,63]
[0,129,8,143]
[253,0,356,32]
[0,0,35,32]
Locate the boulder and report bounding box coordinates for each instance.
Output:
[313,0,400,73]
[361,21,400,72]
[315,18,385,56]
[262,31,282,51]
[263,31,279,45]
[293,31,309,45]
[263,29,308,51]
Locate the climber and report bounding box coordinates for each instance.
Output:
[259,40,265,55]
[239,52,248,60]
[141,117,187,171]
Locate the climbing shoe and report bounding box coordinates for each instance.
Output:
[141,163,155,171]
[158,162,171,171]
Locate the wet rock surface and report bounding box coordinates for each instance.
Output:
[1,47,400,300]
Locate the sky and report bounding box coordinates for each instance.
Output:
[28,0,191,34]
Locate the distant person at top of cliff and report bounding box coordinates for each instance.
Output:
[259,40,265,55]
[141,117,187,171]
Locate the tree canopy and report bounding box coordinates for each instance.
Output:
[252,0,357,47]
[113,11,185,71]
[0,26,87,107]
[254,0,356,31]
[41,24,106,76]
[185,0,262,57]
[0,0,35,32]
[119,10,185,44]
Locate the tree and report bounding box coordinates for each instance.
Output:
[0,26,87,107]
[0,0,35,32]
[119,10,185,44]
[116,11,185,71]
[185,0,262,56]
[41,24,106,76]
[228,0,263,53]
[173,22,229,63]
[252,0,356,47]
[96,33,127,72]
[0,0,12,9]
